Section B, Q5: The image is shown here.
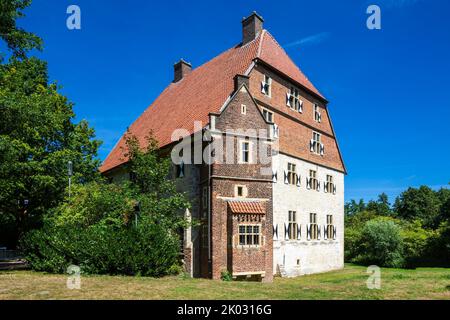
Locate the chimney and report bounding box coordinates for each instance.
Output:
[234,74,250,91]
[173,59,192,82]
[242,11,264,46]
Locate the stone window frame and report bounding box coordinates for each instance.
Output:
[237,224,262,247]
[326,214,334,240]
[309,213,319,240]
[239,140,252,164]
[308,169,319,191]
[261,107,274,123]
[234,184,248,198]
[241,104,247,115]
[287,162,297,185]
[288,211,298,240]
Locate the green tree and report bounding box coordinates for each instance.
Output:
[0,0,42,59]
[0,1,101,246]
[21,133,192,276]
[394,186,441,228]
[355,218,404,268]
[345,199,366,216]
[366,193,392,216]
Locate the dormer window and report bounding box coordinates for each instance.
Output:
[314,104,322,123]
[261,75,272,97]
[286,87,303,112]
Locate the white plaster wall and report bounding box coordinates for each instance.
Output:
[272,153,345,276]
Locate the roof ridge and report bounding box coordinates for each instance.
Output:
[257,29,266,58]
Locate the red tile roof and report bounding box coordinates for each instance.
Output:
[228,201,266,215]
[100,30,324,173]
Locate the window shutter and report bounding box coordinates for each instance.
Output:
[333,226,337,240]
[306,224,311,241]
[310,140,315,152]
[297,224,301,240]
[306,177,311,190]
[298,100,303,113]
[272,170,278,183]
[324,226,328,240]
[261,81,266,94]
[333,184,337,195]
[324,182,328,193]
[284,170,288,184]
[296,175,301,187]
[286,92,291,107]
[317,225,321,240]
[317,181,321,192]
[320,143,325,156]
[273,224,278,240]
[273,123,279,138]
[284,223,290,240]
[318,113,322,123]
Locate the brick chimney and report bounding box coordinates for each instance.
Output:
[234,74,250,91]
[173,59,192,83]
[242,11,264,46]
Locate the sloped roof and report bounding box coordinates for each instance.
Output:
[100,30,324,173]
[228,201,266,215]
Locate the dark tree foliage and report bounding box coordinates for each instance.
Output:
[0,0,42,59]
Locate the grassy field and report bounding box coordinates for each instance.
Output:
[0,264,449,300]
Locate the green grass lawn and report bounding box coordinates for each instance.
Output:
[0,264,449,300]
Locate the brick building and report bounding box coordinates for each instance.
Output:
[100,12,346,282]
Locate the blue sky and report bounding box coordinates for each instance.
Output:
[9,0,450,203]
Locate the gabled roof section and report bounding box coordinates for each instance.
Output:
[100,30,325,173]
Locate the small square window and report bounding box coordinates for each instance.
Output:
[235,185,247,198]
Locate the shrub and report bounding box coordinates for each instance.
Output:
[221,270,233,282]
[21,215,182,276]
[399,220,435,267]
[353,218,404,268]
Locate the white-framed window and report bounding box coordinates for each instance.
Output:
[286,87,303,112]
[262,108,274,123]
[309,213,318,240]
[288,211,298,240]
[261,75,272,97]
[240,140,251,164]
[234,185,247,198]
[314,104,322,123]
[241,104,247,115]
[310,131,324,155]
[238,225,261,246]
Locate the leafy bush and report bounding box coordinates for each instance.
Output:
[353,218,404,268]
[399,220,435,267]
[21,216,181,276]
